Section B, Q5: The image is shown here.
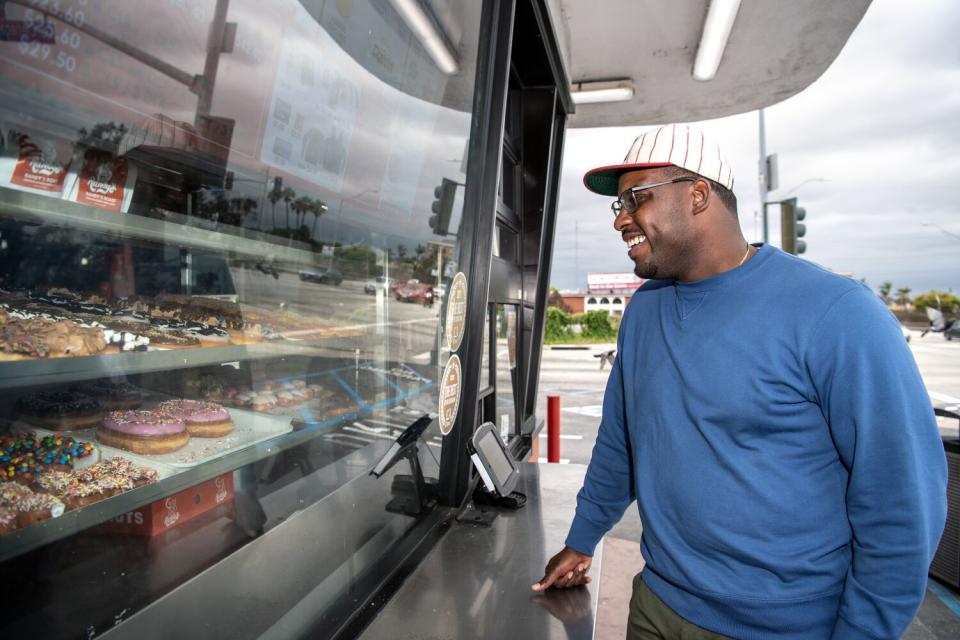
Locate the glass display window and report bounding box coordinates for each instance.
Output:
[0,0,482,636]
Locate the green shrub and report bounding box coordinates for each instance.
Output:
[578,310,617,339]
[545,307,574,342]
[912,290,960,314]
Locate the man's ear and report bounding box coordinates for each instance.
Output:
[690,178,710,216]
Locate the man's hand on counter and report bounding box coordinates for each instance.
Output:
[531,546,593,591]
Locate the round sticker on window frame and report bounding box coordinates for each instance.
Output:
[438,354,462,435]
[445,272,468,352]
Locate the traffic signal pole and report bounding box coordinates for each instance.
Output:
[761,110,815,254]
[778,197,807,255]
[429,178,459,236]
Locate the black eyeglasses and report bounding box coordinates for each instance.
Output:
[611,177,696,216]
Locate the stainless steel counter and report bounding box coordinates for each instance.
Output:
[359,462,602,640]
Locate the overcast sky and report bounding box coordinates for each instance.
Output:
[550,0,960,295]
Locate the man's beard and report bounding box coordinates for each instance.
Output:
[633,257,659,279]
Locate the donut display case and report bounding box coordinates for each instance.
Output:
[0,0,488,636]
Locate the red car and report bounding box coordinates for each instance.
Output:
[393,279,434,306]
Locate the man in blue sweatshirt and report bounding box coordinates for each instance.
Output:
[531,124,947,639]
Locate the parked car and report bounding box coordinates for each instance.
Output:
[394,279,434,306]
[298,267,342,285]
[364,276,393,295]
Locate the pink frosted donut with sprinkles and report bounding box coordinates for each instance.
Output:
[97,409,189,455]
[154,399,234,438]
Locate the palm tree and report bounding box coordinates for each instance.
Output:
[281,187,296,231]
[292,196,311,228]
[895,287,912,308]
[289,196,315,244]
[878,281,893,305]
[267,188,282,231]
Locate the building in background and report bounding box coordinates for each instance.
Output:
[558,272,643,316]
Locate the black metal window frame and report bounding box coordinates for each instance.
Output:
[439,0,572,507]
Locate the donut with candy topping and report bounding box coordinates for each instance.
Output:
[1,431,97,482]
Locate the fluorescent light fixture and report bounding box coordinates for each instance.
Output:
[693,0,742,81]
[387,0,459,75]
[570,80,635,105]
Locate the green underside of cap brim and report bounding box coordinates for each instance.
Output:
[584,169,622,197]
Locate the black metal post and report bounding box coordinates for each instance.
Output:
[438,0,516,508]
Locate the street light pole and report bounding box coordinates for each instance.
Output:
[195,0,231,124]
[324,187,378,261]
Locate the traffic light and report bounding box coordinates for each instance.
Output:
[429,178,457,236]
[780,197,807,255]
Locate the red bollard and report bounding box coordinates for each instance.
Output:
[547,395,560,463]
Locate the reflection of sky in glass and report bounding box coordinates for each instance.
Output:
[0,0,477,250]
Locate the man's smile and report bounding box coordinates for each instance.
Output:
[624,233,647,257]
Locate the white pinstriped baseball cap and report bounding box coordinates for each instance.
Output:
[583,123,734,196]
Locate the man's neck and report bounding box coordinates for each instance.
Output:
[676,236,751,282]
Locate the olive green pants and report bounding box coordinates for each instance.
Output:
[628,574,734,640]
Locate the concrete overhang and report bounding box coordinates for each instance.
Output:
[547,0,872,127]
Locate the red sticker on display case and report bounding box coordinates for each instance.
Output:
[5,130,71,194]
[68,149,135,212]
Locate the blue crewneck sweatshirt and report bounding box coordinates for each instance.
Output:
[565,244,947,640]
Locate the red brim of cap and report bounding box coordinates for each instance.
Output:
[583,162,674,196]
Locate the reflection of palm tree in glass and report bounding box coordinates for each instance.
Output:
[290,196,327,243]
[281,187,296,231]
[267,188,281,231]
[292,196,310,231]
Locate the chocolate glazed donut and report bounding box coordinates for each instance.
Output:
[17,390,103,431]
[72,380,144,410]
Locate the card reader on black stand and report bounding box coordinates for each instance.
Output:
[460,422,527,526]
[370,415,436,517]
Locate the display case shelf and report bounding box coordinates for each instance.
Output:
[0,419,312,564]
[0,341,354,390]
[0,389,429,563]
[0,188,322,267]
